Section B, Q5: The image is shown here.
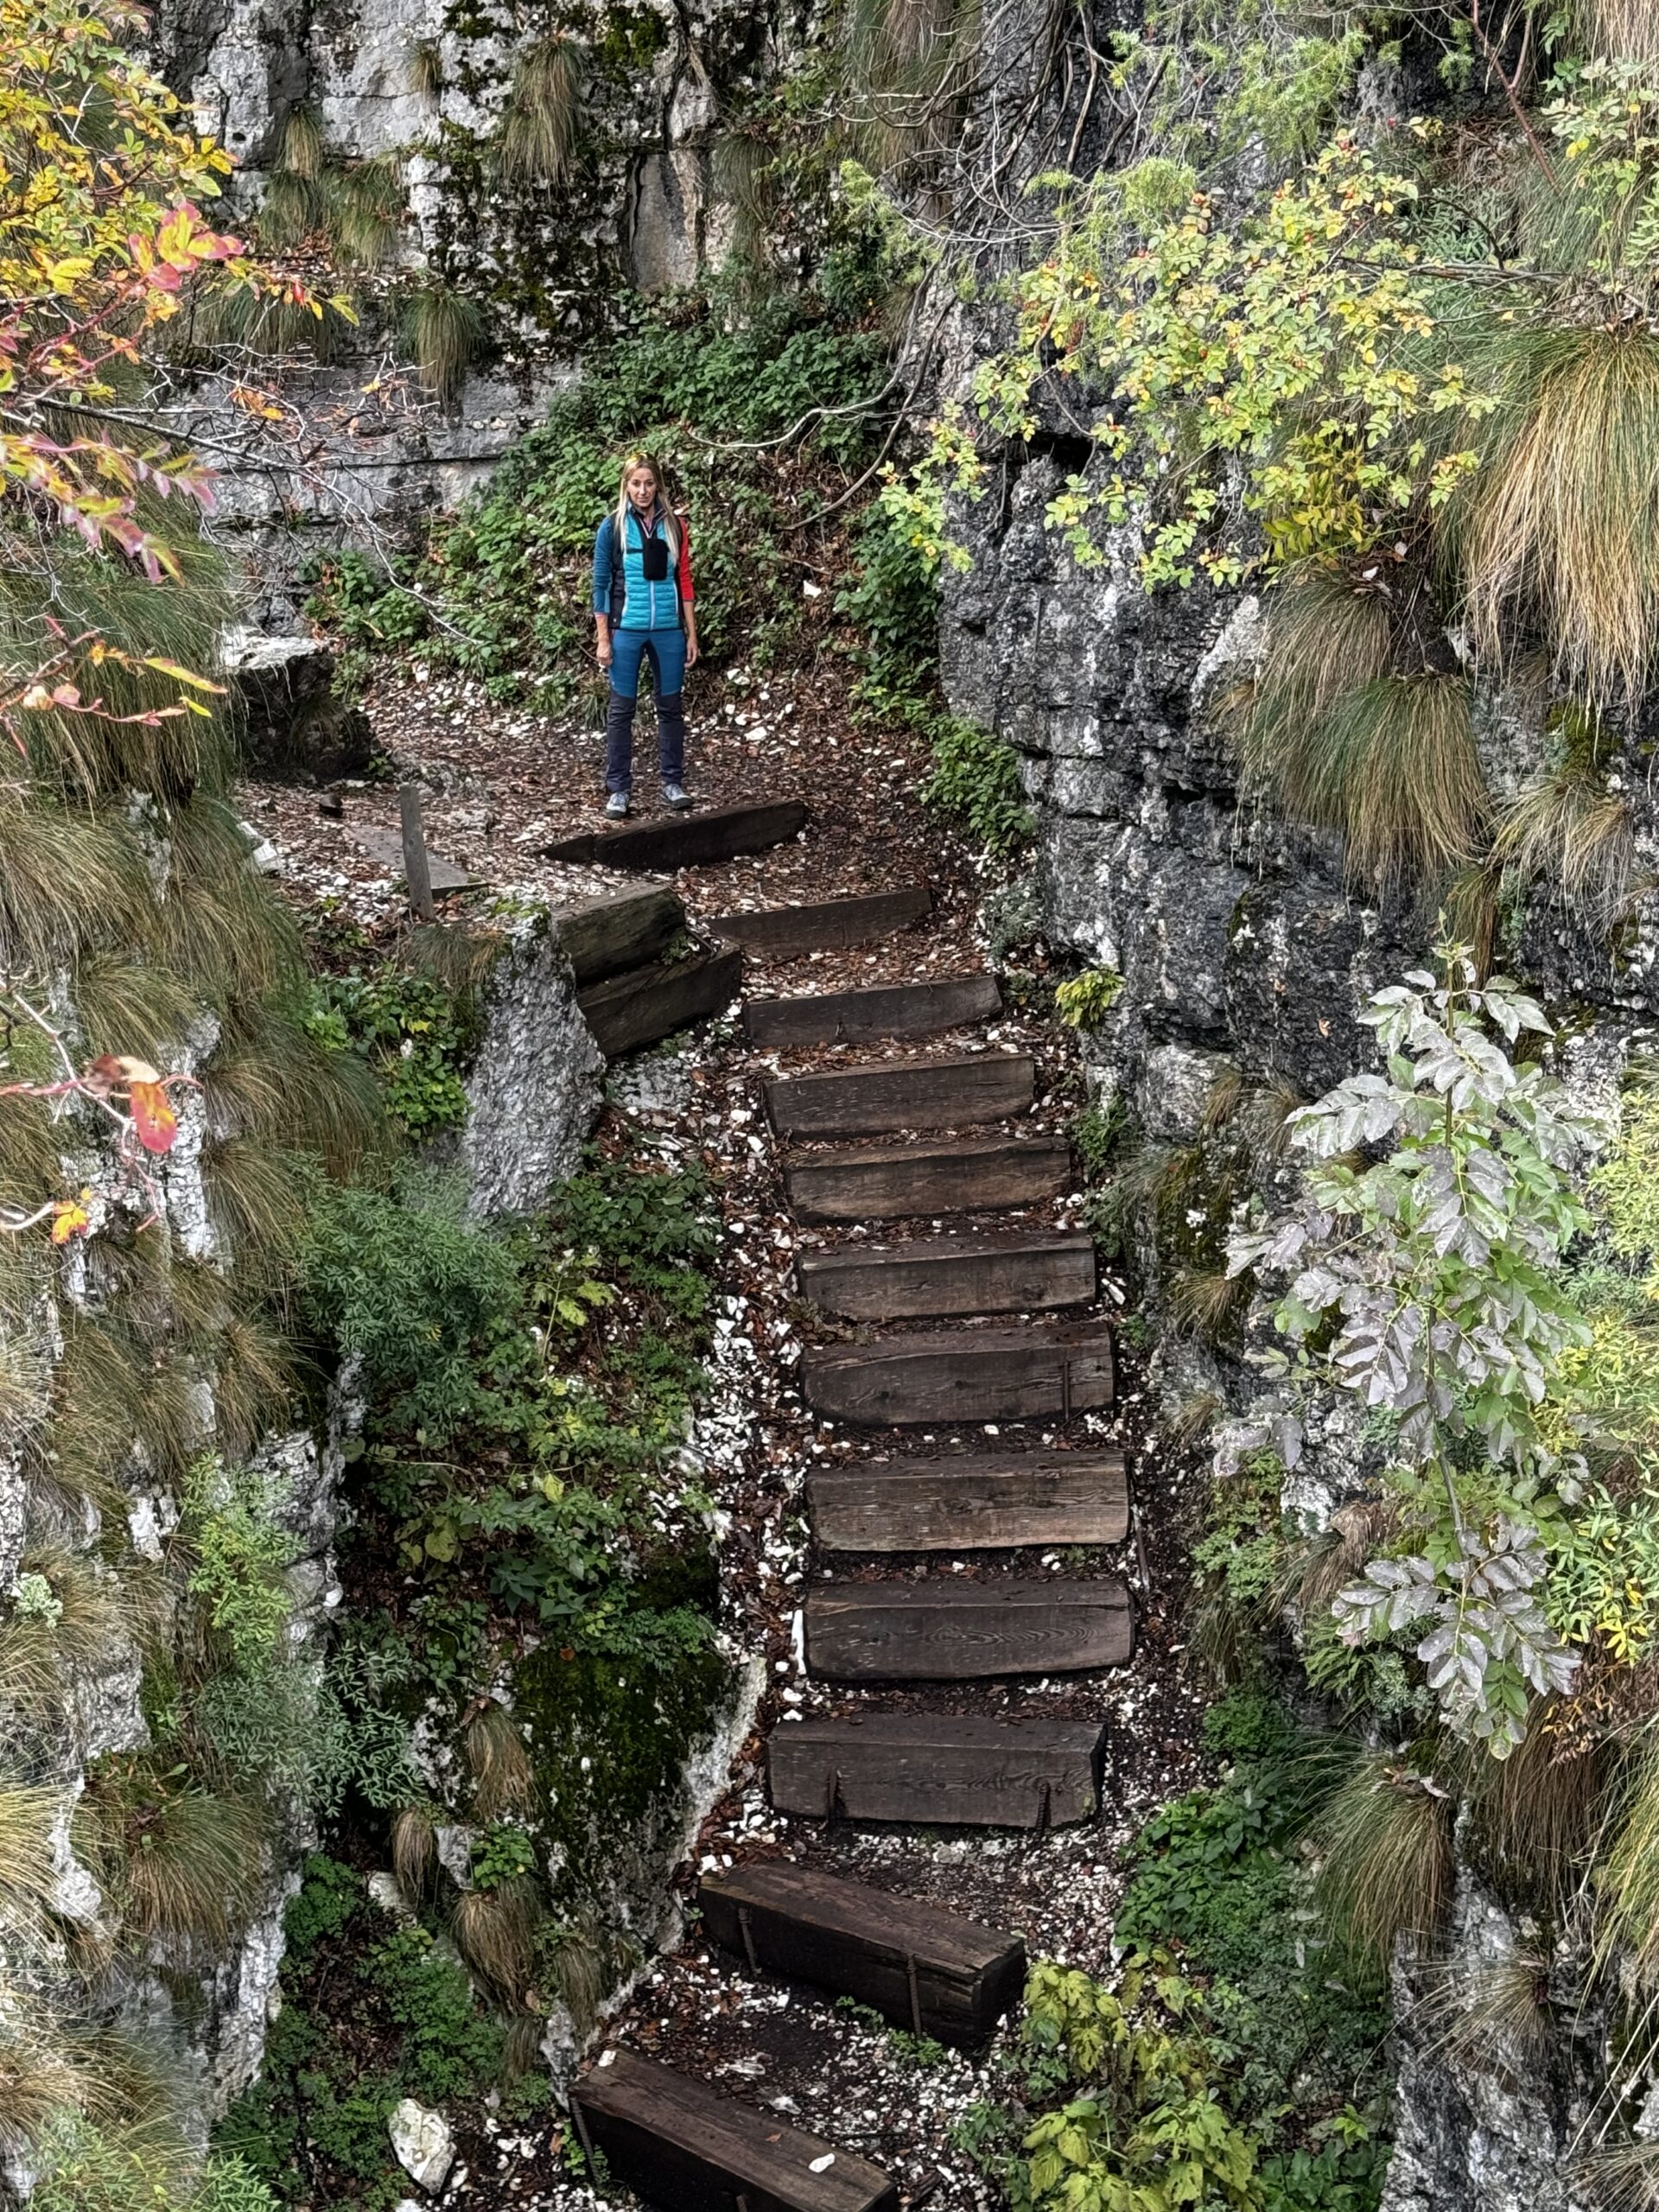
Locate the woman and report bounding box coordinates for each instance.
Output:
[591,453,698,818]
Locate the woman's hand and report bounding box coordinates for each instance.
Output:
[684,626,698,670]
[595,620,613,668]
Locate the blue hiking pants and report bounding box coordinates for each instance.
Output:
[606,627,686,793]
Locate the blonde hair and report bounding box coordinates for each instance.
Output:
[615,453,680,564]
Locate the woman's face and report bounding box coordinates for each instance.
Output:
[626,467,658,512]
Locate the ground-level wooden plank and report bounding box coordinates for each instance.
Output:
[743,974,1001,1051]
[797,1230,1095,1322]
[347,823,476,890]
[576,947,742,1058]
[802,1319,1114,1426]
[768,1053,1033,1139]
[699,1862,1026,2047]
[543,800,807,872]
[806,1452,1128,1553]
[708,886,931,958]
[768,1713,1104,1828]
[785,1135,1073,1224]
[570,2048,897,2212]
[555,885,685,985]
[804,1577,1132,1681]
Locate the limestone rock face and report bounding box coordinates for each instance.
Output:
[1381,1872,1603,2212]
[225,630,372,785]
[459,905,607,1217]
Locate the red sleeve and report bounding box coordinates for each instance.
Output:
[677,517,695,607]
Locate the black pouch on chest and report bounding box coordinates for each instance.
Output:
[639,530,670,583]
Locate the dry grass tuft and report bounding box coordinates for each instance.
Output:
[410,37,443,103]
[326,157,404,270]
[1416,1948,1553,2068]
[79,1763,268,1947]
[0,1783,61,1937]
[1579,0,1659,65]
[400,285,486,402]
[1167,1390,1223,1446]
[542,1916,607,2029]
[1314,1752,1453,1972]
[1297,1497,1402,1612]
[1462,327,1659,707]
[277,102,326,181]
[497,38,582,186]
[1491,760,1641,928]
[1167,1264,1251,1344]
[452,1877,540,2004]
[467,1702,536,1820]
[391,1802,439,1901]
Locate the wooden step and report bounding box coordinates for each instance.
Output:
[802,1319,1114,1426]
[768,1053,1033,1139]
[699,1862,1026,2048]
[544,800,808,873]
[577,946,742,1057]
[744,974,1000,1051]
[797,1230,1095,1322]
[786,1135,1073,1224]
[556,885,685,985]
[570,2047,896,2212]
[804,1578,1133,1681]
[768,1713,1104,1828]
[709,886,931,958]
[806,1452,1129,1553]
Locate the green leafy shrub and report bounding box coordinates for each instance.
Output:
[922,718,1033,858]
[302,960,481,1141]
[1055,966,1125,1030]
[181,1454,296,1673]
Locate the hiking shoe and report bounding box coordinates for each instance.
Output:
[605,791,629,820]
[662,783,691,811]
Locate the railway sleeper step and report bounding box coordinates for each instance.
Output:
[768,1052,1033,1139]
[802,1319,1114,1427]
[804,1576,1133,1681]
[767,1713,1105,1829]
[797,1229,1095,1322]
[699,1860,1026,2048]
[577,945,743,1058]
[785,1135,1072,1224]
[569,2047,897,2212]
[708,885,931,958]
[743,973,1000,1051]
[544,799,807,872]
[806,1451,1128,1553]
[554,884,685,985]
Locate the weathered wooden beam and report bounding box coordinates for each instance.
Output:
[802,1319,1115,1427]
[804,1577,1133,1680]
[806,1452,1129,1553]
[743,974,1001,1050]
[544,800,807,872]
[708,886,931,957]
[699,1861,1027,2047]
[576,946,742,1058]
[767,1053,1034,1139]
[569,2047,897,2212]
[785,1135,1073,1224]
[767,1713,1106,1828]
[797,1230,1096,1321]
[554,885,685,985]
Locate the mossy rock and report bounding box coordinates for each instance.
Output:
[513,1555,730,1898]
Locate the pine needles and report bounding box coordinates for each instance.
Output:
[496,38,582,187]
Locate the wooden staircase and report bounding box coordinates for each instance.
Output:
[565,844,1138,2211]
